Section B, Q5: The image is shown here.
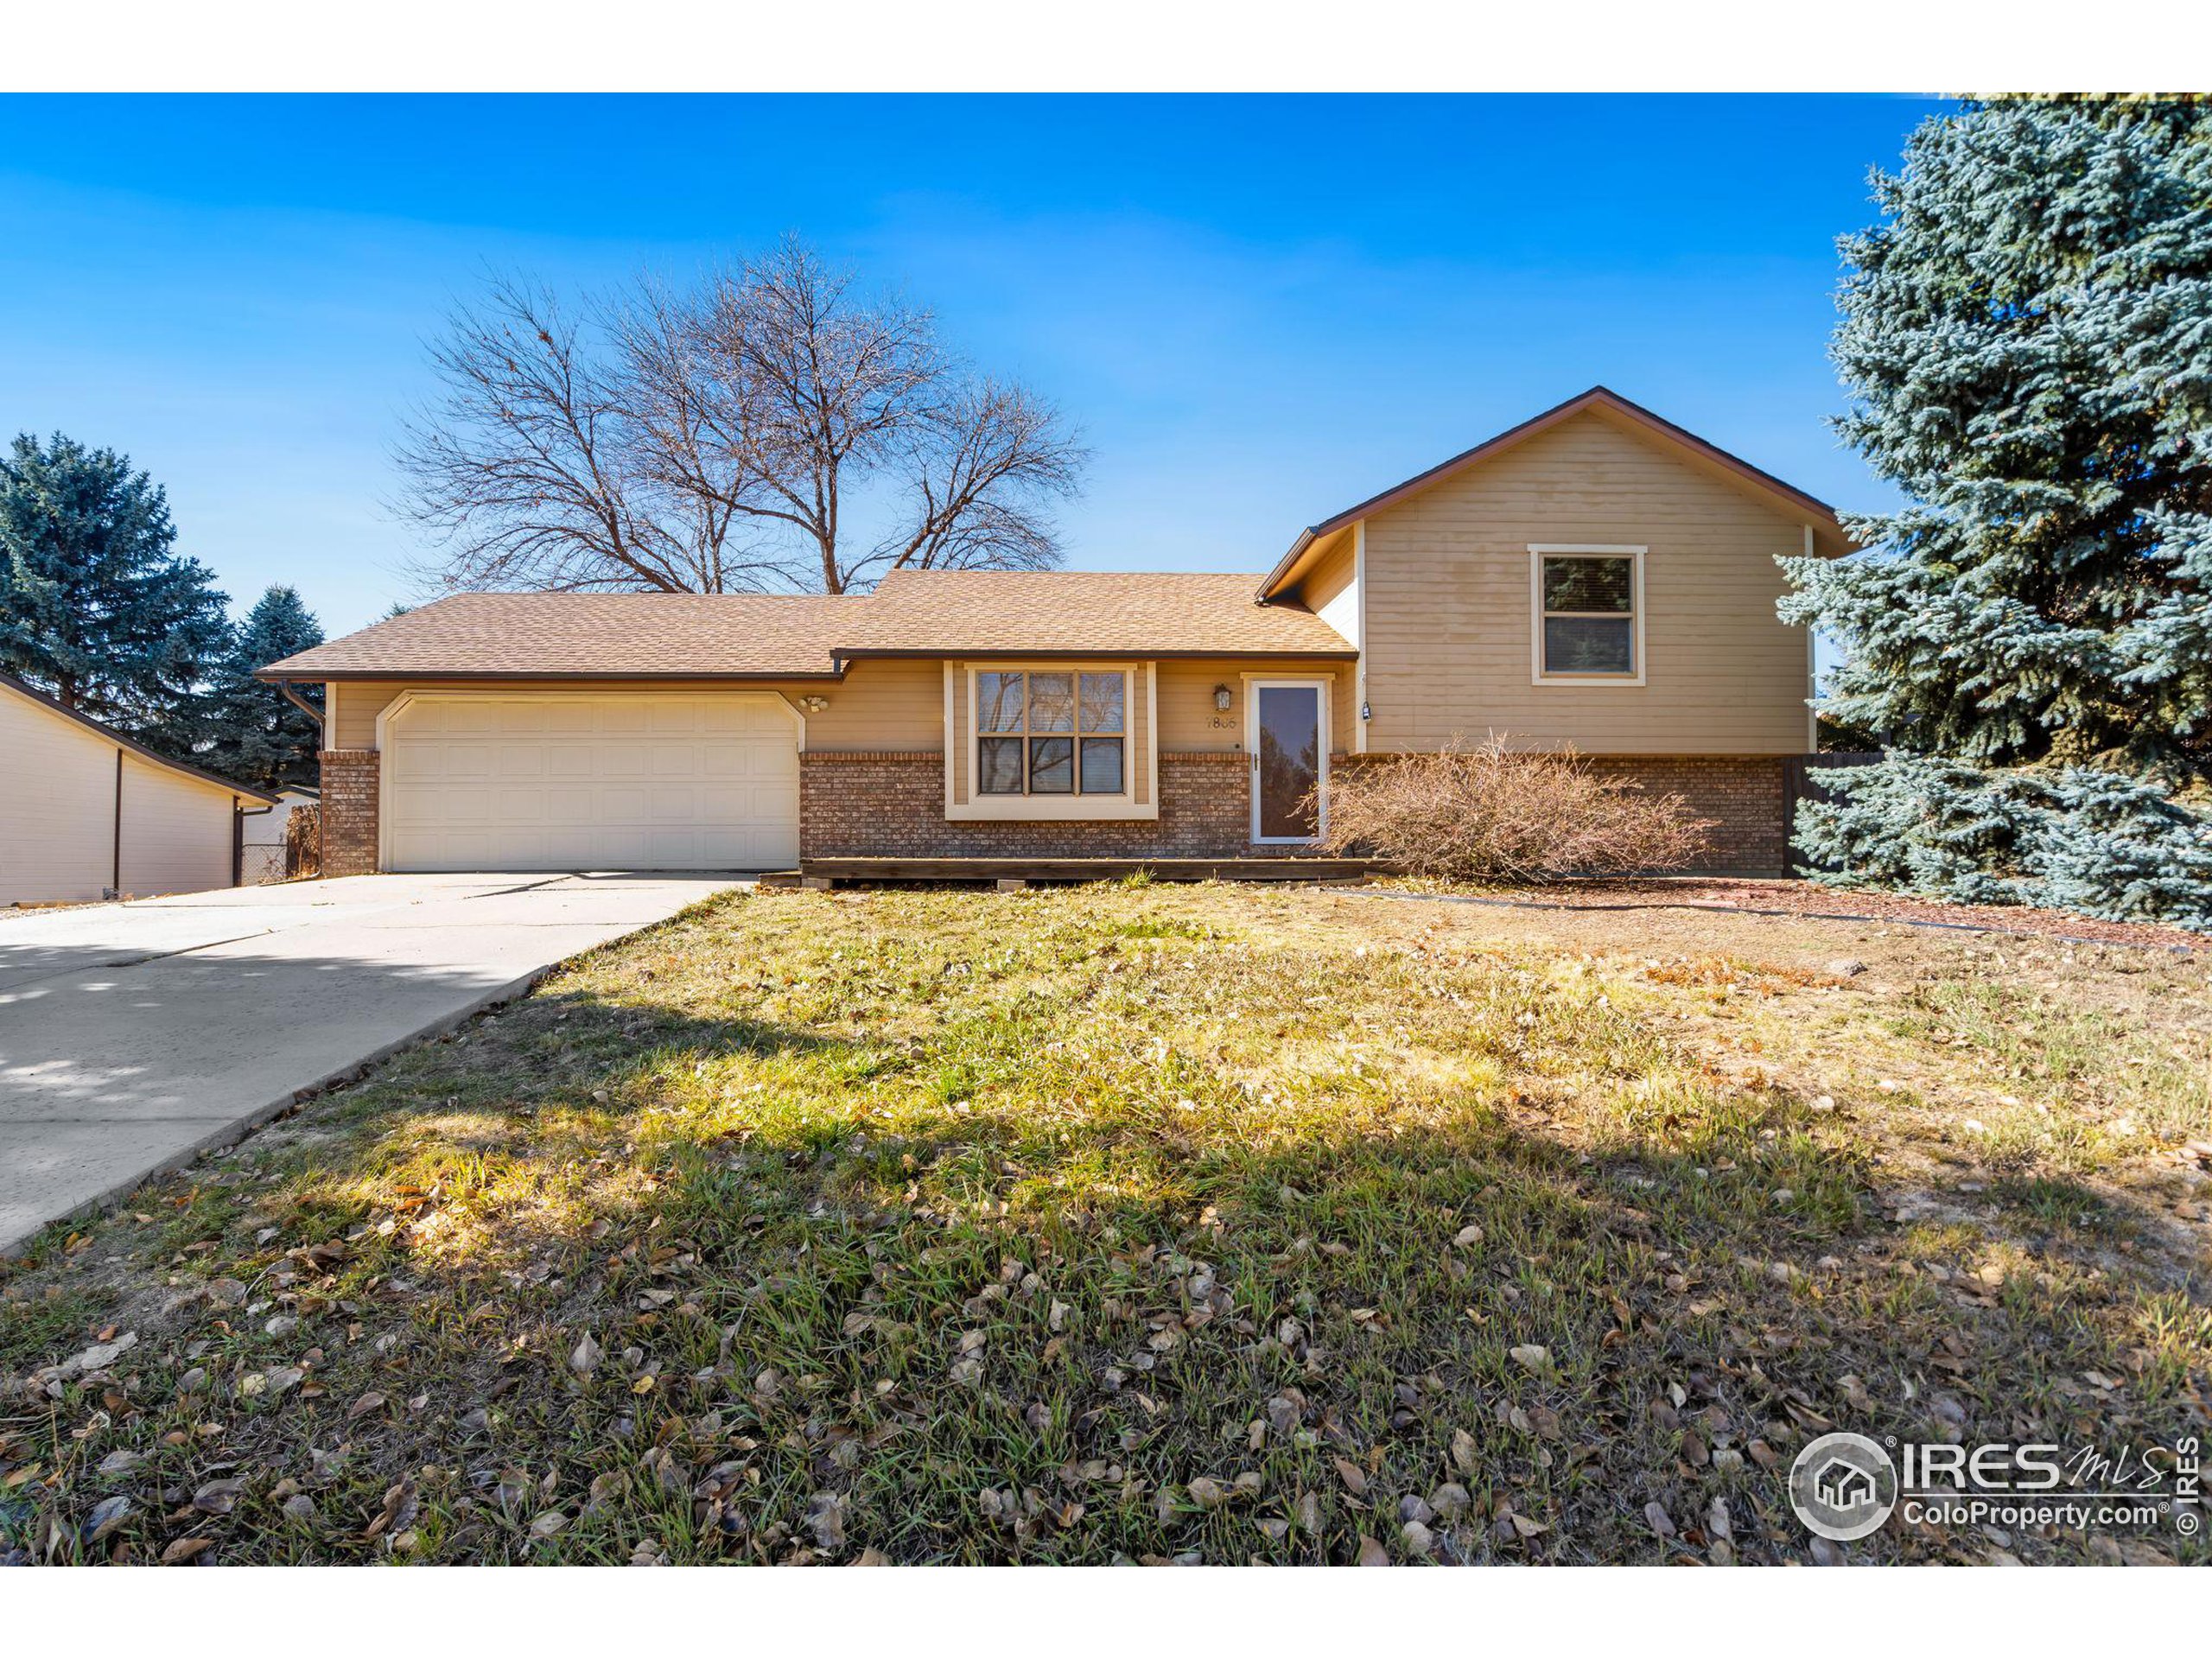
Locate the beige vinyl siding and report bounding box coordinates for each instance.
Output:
[1154,658,1355,755]
[1,687,239,904]
[1360,408,1812,755]
[118,753,237,895]
[2,687,118,903]
[1302,536,1359,647]
[329,659,946,753]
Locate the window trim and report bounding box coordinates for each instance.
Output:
[945,661,1159,822]
[1529,544,1646,686]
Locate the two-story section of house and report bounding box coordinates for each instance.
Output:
[1258,386,1850,869]
[262,387,1847,878]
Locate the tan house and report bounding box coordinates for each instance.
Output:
[1,671,281,906]
[261,388,1848,880]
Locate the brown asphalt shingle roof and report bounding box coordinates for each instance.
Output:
[849,570,1351,657]
[258,594,862,680]
[258,573,1354,681]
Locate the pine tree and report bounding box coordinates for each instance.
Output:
[1780,98,2212,783]
[205,585,325,792]
[0,432,232,753]
[1795,756,2212,930]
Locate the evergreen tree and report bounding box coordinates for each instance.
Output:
[205,585,325,791]
[0,433,232,753]
[1780,98,2212,782]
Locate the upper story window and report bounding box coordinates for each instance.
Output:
[976,670,1127,795]
[1530,545,1644,683]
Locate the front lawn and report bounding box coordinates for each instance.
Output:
[3,883,2207,1564]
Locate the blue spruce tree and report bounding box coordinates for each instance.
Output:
[205,585,325,792]
[1781,99,2212,928]
[0,432,232,756]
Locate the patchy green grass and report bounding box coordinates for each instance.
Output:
[2,884,2206,1566]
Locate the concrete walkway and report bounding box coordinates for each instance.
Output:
[0,872,741,1255]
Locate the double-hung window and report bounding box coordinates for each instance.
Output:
[1531,545,1643,682]
[976,670,1127,796]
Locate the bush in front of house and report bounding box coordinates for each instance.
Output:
[1316,739,1714,881]
[1795,755,2212,931]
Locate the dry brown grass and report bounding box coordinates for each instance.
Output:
[1,882,2205,1566]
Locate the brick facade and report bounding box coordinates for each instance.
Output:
[1588,754,1786,874]
[318,740,1786,876]
[317,748,380,877]
[801,750,1309,860]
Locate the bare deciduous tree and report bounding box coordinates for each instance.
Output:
[395,239,1086,594]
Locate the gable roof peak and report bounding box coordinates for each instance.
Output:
[1258,385,1851,598]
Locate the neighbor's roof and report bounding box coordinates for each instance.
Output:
[1258,385,1855,598]
[257,573,1354,682]
[0,671,279,804]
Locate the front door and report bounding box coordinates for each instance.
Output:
[1249,681,1326,843]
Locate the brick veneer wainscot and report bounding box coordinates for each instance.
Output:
[1589,755,1786,874]
[802,751,1313,860]
[318,748,380,877]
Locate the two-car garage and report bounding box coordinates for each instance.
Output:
[378,692,801,872]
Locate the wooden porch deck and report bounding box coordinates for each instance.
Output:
[766,856,1371,888]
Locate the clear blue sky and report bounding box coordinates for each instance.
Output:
[0,93,1941,638]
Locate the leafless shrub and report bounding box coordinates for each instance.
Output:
[1316,738,1714,880]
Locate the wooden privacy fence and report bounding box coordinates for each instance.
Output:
[285,802,321,880]
[1782,752,1883,874]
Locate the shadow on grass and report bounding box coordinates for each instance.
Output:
[9,970,2204,1567]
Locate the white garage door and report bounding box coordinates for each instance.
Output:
[385,694,800,872]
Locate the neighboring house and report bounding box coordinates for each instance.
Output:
[0,671,281,906]
[259,388,1848,879]
[238,786,319,885]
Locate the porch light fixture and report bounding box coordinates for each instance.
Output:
[1212,684,1232,713]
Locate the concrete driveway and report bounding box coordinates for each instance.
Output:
[0,872,741,1255]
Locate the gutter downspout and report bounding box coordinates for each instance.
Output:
[276,680,324,731]
[111,747,123,899]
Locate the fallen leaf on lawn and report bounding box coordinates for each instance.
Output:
[530,1510,568,1538]
[1644,1501,1675,1538]
[1450,1427,1478,1476]
[66,1332,137,1374]
[1187,1477,1227,1510]
[346,1391,387,1421]
[192,1478,245,1515]
[805,1491,847,1551]
[86,1496,132,1541]
[1355,1534,1390,1566]
[1332,1457,1367,1496]
[161,1536,213,1565]
[1508,1344,1550,1371]
[1453,1224,1484,1248]
[569,1333,602,1376]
